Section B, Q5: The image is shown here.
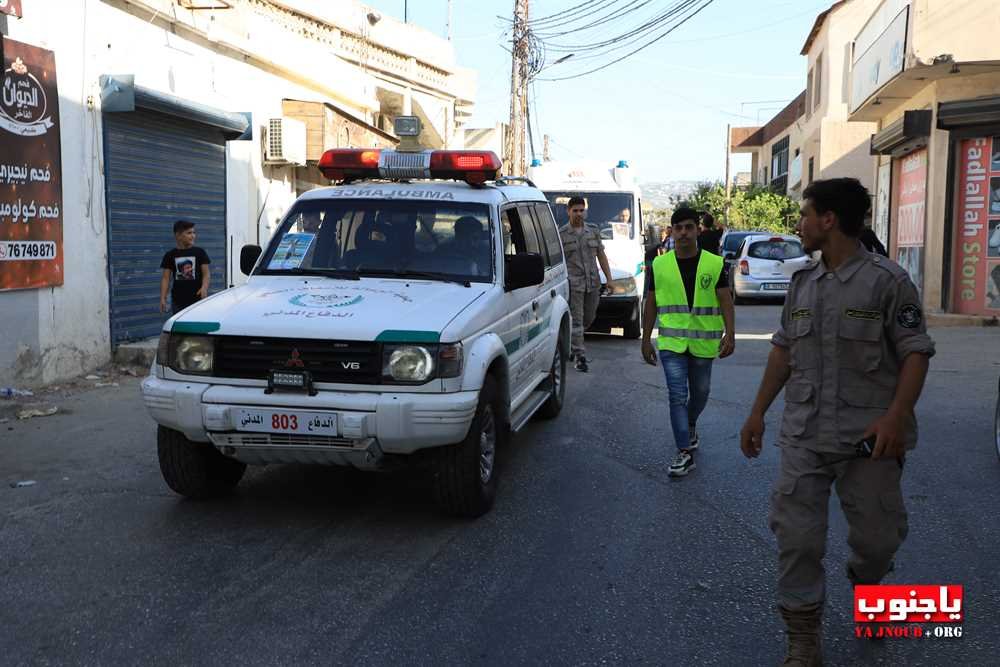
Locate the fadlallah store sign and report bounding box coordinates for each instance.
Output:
[0,37,63,291]
[953,137,1000,314]
[0,1,24,18]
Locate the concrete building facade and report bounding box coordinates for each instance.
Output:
[731,92,807,200]
[0,0,477,387]
[851,0,1000,318]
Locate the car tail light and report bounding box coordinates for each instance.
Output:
[739,260,750,276]
[769,237,784,242]
[318,149,381,181]
[429,150,501,184]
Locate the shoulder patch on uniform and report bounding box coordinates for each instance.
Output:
[845,308,882,321]
[791,308,812,320]
[897,304,923,328]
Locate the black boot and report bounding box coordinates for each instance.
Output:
[779,603,823,667]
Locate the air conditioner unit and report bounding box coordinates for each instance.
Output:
[264,117,307,166]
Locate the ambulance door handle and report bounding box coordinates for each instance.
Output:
[550,289,556,298]
[532,301,539,311]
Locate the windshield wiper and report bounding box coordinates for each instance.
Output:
[260,267,360,280]
[355,266,471,287]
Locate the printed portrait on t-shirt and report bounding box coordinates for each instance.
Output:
[175,257,196,280]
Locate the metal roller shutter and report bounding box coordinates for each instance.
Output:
[103,109,228,343]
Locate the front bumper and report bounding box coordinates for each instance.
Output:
[141,376,479,466]
[733,275,790,299]
[590,294,639,329]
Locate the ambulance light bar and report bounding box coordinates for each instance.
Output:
[318,149,502,185]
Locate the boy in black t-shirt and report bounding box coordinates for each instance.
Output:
[160,219,211,315]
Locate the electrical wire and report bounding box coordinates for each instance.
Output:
[537,0,715,82]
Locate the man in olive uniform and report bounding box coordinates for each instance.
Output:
[560,196,613,372]
[740,178,934,666]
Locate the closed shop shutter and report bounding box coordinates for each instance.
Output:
[103,109,228,343]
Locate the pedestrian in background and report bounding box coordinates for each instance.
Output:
[739,178,934,665]
[641,207,736,477]
[559,196,613,373]
[698,212,724,255]
[858,212,888,257]
[160,219,210,315]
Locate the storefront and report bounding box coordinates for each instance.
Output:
[870,110,932,297]
[939,96,1000,316]
[101,78,249,343]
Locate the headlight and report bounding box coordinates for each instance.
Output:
[169,335,215,374]
[384,346,435,382]
[606,276,637,296]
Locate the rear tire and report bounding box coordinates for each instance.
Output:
[433,376,505,518]
[537,332,567,419]
[623,301,642,339]
[157,425,246,499]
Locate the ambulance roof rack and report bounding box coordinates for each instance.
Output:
[494,176,537,188]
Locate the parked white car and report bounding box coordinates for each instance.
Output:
[141,137,570,518]
[728,234,812,302]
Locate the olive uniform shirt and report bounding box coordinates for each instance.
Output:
[559,223,604,292]
[771,245,935,453]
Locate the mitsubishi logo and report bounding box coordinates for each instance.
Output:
[285,349,305,368]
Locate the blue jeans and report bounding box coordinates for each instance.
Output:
[659,350,714,452]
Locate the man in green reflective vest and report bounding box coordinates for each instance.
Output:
[641,207,736,476]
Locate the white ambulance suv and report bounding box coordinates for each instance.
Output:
[142,137,570,518]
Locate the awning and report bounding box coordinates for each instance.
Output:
[870,109,932,156]
[100,74,250,137]
[937,95,1000,130]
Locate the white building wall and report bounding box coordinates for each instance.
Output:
[0,0,476,385]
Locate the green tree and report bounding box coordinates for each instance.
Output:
[671,182,799,234]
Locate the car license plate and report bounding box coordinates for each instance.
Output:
[235,409,337,436]
[762,283,788,290]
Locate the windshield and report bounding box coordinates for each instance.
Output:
[748,239,805,260]
[260,199,494,282]
[544,191,635,240]
[723,233,753,253]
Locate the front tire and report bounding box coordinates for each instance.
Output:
[537,333,567,419]
[433,376,505,517]
[157,425,246,499]
[994,376,1000,461]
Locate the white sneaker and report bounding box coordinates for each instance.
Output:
[688,428,700,451]
[668,450,696,477]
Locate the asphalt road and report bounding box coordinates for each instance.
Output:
[2,303,999,666]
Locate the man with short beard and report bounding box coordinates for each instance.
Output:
[740,178,935,666]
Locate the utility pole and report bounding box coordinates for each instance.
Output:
[724,123,732,225]
[404,0,408,23]
[543,134,551,162]
[446,0,452,40]
[505,0,529,176]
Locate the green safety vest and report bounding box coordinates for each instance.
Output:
[653,251,724,358]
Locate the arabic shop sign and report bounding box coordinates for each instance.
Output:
[0,38,63,291]
[0,1,23,18]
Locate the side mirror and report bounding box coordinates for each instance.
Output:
[241,244,263,275]
[504,253,545,292]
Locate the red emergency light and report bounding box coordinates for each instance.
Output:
[317,148,502,185]
[428,150,502,184]
[318,149,381,182]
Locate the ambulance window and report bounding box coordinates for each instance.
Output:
[516,204,544,258]
[502,207,535,255]
[533,202,564,267]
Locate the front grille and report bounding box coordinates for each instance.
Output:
[209,432,359,449]
[214,336,380,384]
